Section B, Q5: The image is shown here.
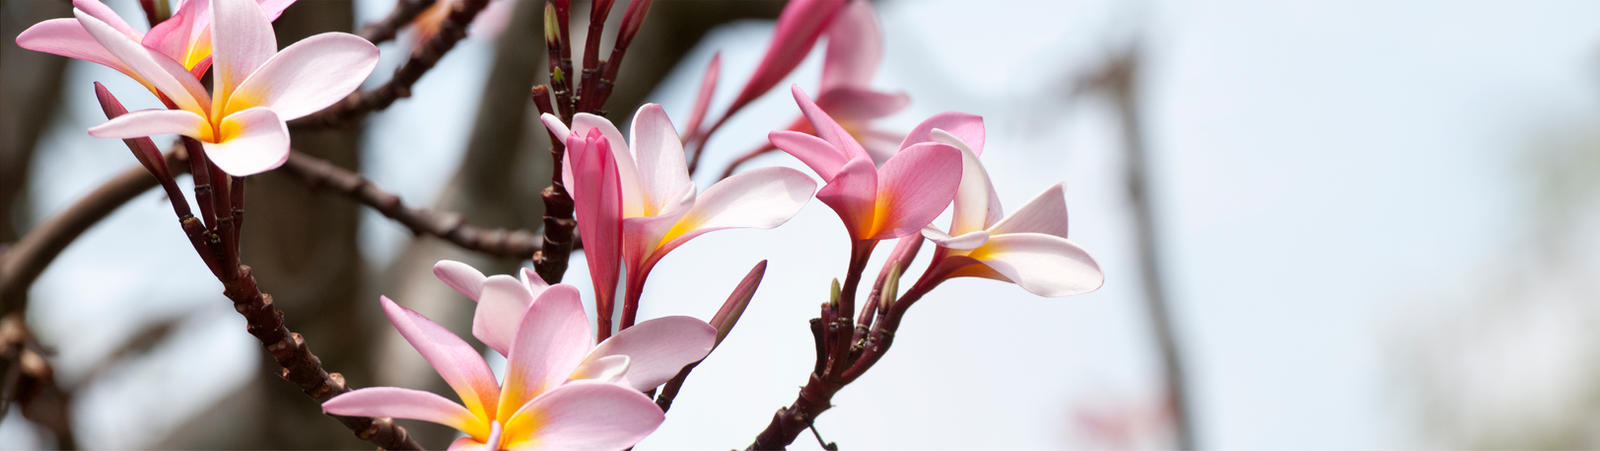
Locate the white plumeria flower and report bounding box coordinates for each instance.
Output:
[914,119,1104,297]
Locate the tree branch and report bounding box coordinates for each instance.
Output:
[0,152,185,314]
[291,0,492,128]
[277,151,543,259]
[356,0,438,44]
[218,264,422,450]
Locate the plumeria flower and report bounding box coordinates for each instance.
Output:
[914,123,1104,297]
[762,0,908,164]
[324,284,710,449]
[769,85,962,243]
[430,260,718,392]
[542,105,816,328]
[17,0,295,91]
[62,0,377,176]
[716,0,848,123]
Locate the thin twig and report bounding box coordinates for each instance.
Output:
[356,0,438,44]
[277,151,543,259]
[291,0,492,128]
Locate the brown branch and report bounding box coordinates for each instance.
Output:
[277,151,543,259]
[356,0,438,44]
[219,265,421,451]
[290,0,492,128]
[0,152,186,314]
[530,87,576,283]
[0,314,76,449]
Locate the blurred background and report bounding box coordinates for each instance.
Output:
[3,0,1599,449]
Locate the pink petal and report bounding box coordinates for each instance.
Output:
[258,0,297,19]
[322,387,479,433]
[628,104,693,214]
[973,233,1104,297]
[446,437,491,451]
[622,209,690,283]
[433,259,489,300]
[501,381,663,450]
[540,112,573,142]
[73,8,210,112]
[869,142,963,240]
[791,85,870,162]
[209,0,278,110]
[585,316,714,391]
[86,109,209,140]
[570,354,630,383]
[539,113,579,197]
[856,127,903,167]
[225,32,379,120]
[932,129,1003,235]
[814,87,908,123]
[770,130,850,180]
[379,296,501,420]
[203,107,289,176]
[143,0,207,68]
[570,113,644,216]
[142,0,306,74]
[498,284,594,419]
[519,267,549,292]
[16,19,132,78]
[568,130,624,329]
[472,275,536,356]
[72,0,142,40]
[820,0,883,91]
[900,112,985,156]
[816,157,879,240]
[921,227,989,251]
[723,0,847,118]
[988,182,1070,239]
[653,167,816,259]
[681,52,720,139]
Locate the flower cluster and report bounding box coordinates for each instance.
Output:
[16,0,1105,449]
[18,0,376,175]
[323,265,715,450]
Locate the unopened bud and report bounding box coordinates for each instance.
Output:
[881,263,901,310]
[709,261,766,345]
[829,278,842,306]
[543,2,561,45]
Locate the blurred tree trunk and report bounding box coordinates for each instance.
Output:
[158,1,374,448]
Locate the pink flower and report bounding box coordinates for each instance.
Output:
[769,86,962,242]
[324,282,713,450]
[17,0,295,91]
[37,0,377,176]
[785,0,908,162]
[542,106,816,328]
[914,123,1104,297]
[430,260,717,392]
[720,0,848,121]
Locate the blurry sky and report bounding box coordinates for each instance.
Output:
[5,0,1600,449]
